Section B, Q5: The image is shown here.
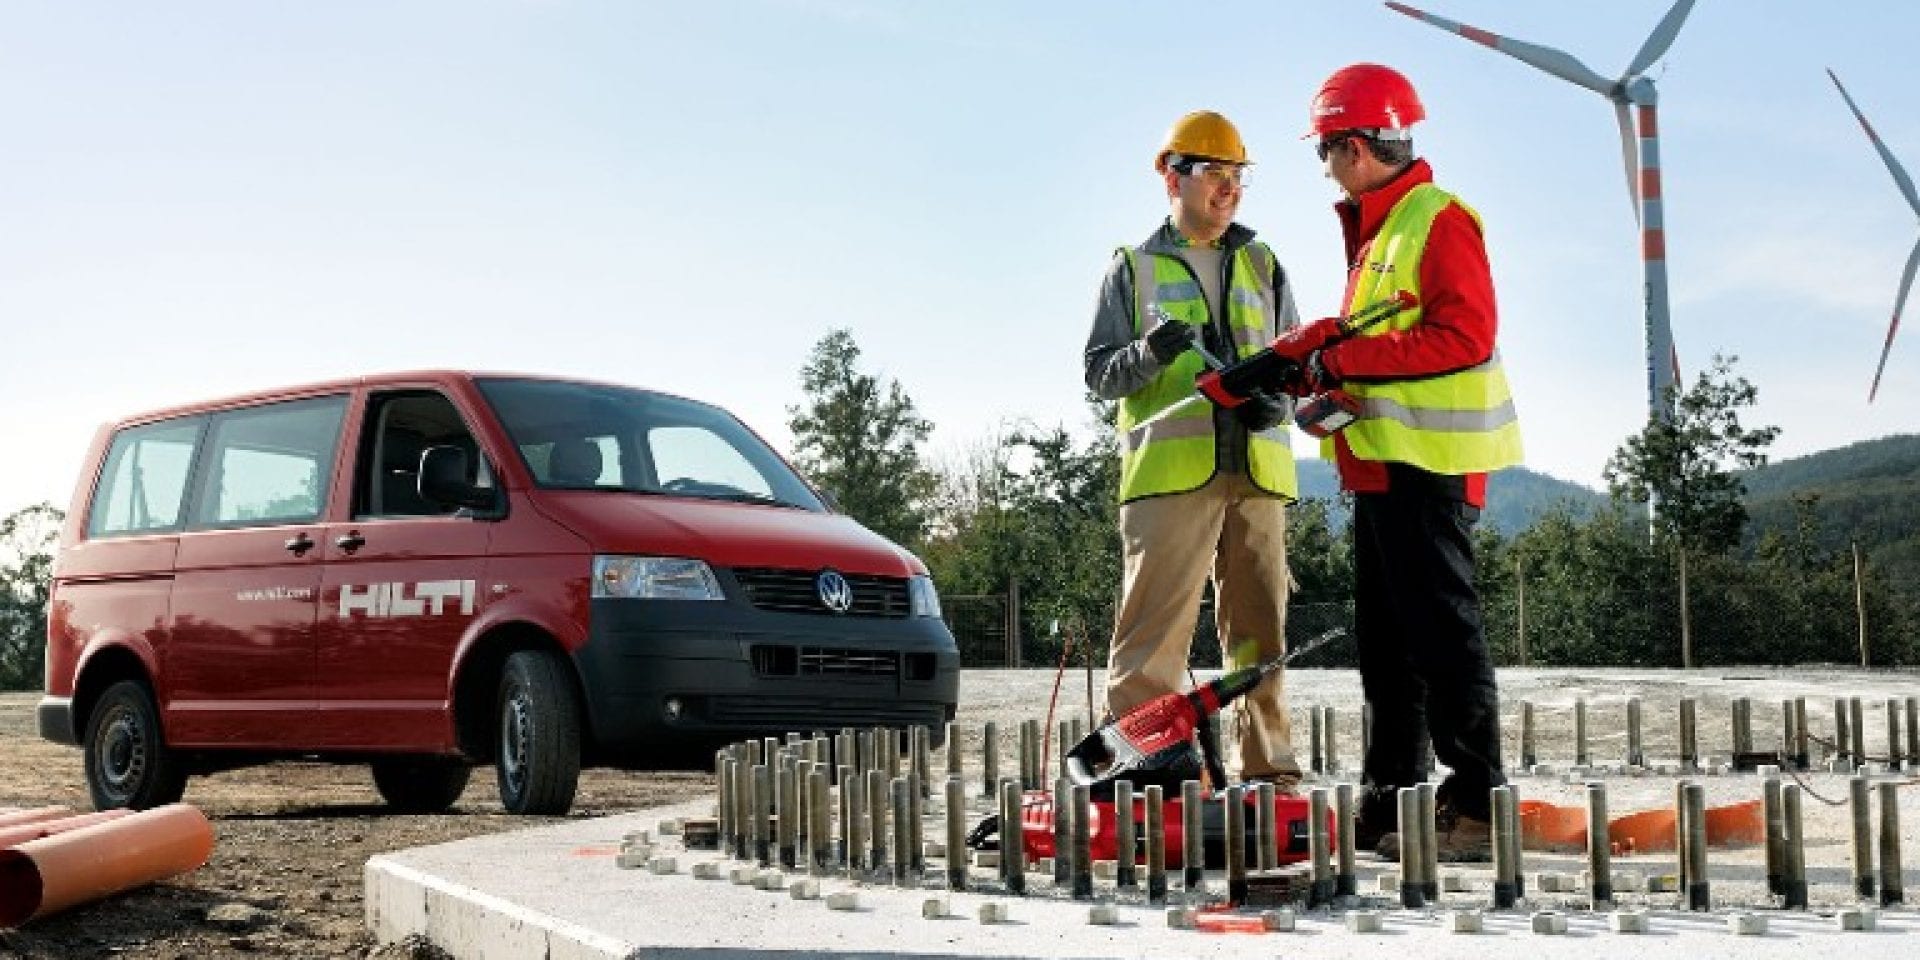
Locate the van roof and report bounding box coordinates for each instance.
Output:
[108,370,694,429]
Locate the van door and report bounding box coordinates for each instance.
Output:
[314,389,496,751]
[166,395,349,747]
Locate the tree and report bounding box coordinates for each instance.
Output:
[787,329,938,548]
[1603,355,1780,666]
[0,503,63,690]
[921,397,1122,666]
[1603,354,1781,554]
[1505,504,1671,666]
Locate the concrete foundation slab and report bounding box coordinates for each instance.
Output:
[368,798,1919,959]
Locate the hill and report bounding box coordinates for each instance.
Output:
[1740,435,1920,590]
[1292,436,1920,555]
[1295,458,1603,533]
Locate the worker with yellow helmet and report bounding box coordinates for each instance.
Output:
[1083,109,1304,785]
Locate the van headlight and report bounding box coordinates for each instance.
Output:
[593,556,725,600]
[908,575,942,618]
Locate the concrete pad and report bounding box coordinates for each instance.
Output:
[1612,910,1650,934]
[367,797,1916,959]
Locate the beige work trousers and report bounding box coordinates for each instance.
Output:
[1107,472,1299,780]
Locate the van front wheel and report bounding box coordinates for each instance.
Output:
[84,680,188,811]
[495,650,581,815]
[372,756,472,813]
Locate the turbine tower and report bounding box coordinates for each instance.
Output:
[1827,68,1915,402]
[1386,1,1697,424]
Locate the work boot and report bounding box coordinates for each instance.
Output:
[1374,804,1493,863]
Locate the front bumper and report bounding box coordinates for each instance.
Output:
[572,596,960,761]
[38,697,76,746]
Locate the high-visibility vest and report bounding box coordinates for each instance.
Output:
[1115,242,1298,502]
[1323,184,1523,474]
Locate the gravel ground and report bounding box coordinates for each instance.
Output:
[3,665,1919,957]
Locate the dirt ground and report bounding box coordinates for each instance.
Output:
[0,692,707,960]
[5,666,1920,958]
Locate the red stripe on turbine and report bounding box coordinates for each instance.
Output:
[1638,105,1658,137]
[1641,168,1662,199]
[1643,229,1666,260]
[1463,26,1499,47]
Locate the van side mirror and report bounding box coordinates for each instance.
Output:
[419,446,495,510]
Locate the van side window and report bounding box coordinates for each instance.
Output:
[355,391,494,518]
[189,396,349,528]
[87,419,203,538]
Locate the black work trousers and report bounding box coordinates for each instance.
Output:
[1353,465,1504,821]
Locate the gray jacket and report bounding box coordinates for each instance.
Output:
[1083,220,1301,473]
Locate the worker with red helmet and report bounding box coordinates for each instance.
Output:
[1082,110,1306,785]
[1274,64,1523,860]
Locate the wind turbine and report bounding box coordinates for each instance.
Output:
[1827,69,1915,402]
[1385,1,1697,425]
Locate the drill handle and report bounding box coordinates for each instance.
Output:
[1333,290,1420,340]
[1062,724,1117,787]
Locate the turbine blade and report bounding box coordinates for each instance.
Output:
[1625,0,1698,77]
[1869,236,1918,402]
[1829,68,1920,217]
[1385,2,1614,95]
[1616,101,1642,224]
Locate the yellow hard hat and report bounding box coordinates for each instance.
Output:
[1156,110,1249,172]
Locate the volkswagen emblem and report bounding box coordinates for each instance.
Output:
[815,569,853,614]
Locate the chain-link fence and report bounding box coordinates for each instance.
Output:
[942,594,1012,667]
[945,592,1358,670]
[945,550,1920,670]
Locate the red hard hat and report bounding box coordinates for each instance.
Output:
[1308,63,1425,138]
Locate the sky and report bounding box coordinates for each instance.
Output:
[2,1,1916,518]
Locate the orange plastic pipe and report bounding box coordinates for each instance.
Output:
[1607,808,1676,851]
[1703,799,1765,847]
[1522,798,1766,854]
[0,804,214,927]
[0,808,73,831]
[1518,799,1588,852]
[0,810,135,851]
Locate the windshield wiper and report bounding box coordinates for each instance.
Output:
[700,491,807,509]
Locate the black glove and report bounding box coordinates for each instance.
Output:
[1234,390,1289,432]
[1145,317,1195,365]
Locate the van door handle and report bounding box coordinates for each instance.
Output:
[284,533,315,555]
[334,532,367,553]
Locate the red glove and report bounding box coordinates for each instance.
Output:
[1267,316,1342,362]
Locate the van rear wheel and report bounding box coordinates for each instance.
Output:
[495,650,581,815]
[371,756,472,813]
[83,680,187,811]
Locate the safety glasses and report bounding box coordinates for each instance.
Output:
[1314,136,1353,163]
[1180,160,1247,188]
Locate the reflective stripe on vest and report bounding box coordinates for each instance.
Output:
[1115,242,1299,502]
[1322,184,1524,475]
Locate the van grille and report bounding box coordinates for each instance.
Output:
[731,568,909,618]
[751,645,899,678]
[706,696,946,730]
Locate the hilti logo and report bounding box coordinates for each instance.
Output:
[338,580,476,619]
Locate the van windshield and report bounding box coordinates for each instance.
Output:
[475,378,826,511]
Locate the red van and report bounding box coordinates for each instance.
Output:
[38,372,959,815]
